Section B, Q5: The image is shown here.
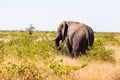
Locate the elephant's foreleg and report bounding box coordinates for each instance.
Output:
[66,38,72,56]
[74,50,82,58]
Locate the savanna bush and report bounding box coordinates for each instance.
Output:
[95,33,119,45]
[85,39,114,62]
[0,31,117,80]
[44,58,80,77]
[0,61,53,80]
[0,41,4,49]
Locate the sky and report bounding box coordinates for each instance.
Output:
[0,0,120,32]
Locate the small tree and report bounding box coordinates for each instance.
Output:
[26,24,35,35]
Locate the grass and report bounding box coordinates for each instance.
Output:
[0,31,120,80]
[65,62,120,80]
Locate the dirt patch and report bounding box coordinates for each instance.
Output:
[55,55,82,66]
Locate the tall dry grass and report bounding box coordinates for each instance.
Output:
[64,62,120,80]
[106,45,120,63]
[63,44,120,80]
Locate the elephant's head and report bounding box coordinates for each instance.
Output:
[54,21,68,50]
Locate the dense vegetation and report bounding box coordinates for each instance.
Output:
[0,31,119,80]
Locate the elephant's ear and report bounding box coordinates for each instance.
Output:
[61,21,68,40]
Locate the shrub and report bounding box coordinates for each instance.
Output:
[84,39,115,62]
[0,31,118,80]
[44,58,80,77]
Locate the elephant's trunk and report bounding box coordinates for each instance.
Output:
[54,35,62,50]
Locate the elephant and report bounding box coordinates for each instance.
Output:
[86,25,94,47]
[80,24,94,51]
[54,21,94,58]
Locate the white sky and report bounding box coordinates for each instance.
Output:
[0,0,120,32]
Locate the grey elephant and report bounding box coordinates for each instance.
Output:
[86,24,94,47]
[54,21,94,57]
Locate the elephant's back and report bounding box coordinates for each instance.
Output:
[71,29,86,51]
[68,24,87,46]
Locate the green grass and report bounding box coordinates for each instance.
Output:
[0,31,119,79]
[82,39,114,62]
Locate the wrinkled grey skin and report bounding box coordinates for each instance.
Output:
[86,25,94,47]
[54,21,94,57]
